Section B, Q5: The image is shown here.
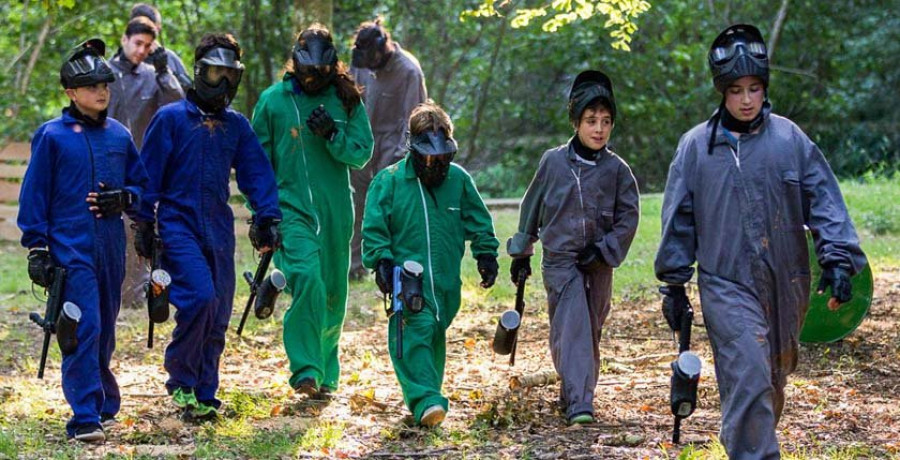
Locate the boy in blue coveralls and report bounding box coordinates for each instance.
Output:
[18,38,150,442]
[132,33,282,420]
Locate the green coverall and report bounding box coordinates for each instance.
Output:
[251,76,373,391]
[361,157,499,422]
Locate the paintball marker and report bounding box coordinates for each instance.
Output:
[29,267,81,379]
[661,286,702,444]
[387,261,424,359]
[492,270,527,366]
[236,250,286,336]
[146,236,171,349]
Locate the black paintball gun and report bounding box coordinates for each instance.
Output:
[661,286,702,444]
[236,250,286,336]
[387,261,424,359]
[29,267,81,379]
[146,237,171,349]
[492,270,527,366]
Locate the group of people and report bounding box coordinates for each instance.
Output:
[17,5,866,457]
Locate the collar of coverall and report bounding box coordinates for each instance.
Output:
[707,99,772,149]
[374,42,402,75]
[566,136,610,163]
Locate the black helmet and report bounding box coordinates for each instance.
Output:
[60,38,115,89]
[351,24,388,70]
[409,129,458,188]
[292,32,338,94]
[708,24,769,93]
[568,70,616,125]
[193,46,244,112]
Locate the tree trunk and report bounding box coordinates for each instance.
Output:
[462,17,508,163]
[294,0,333,31]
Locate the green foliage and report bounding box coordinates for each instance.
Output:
[461,0,651,50]
[1,1,897,195]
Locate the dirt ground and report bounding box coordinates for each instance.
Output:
[1,268,899,459]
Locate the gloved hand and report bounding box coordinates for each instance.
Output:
[510,256,531,285]
[817,263,852,307]
[375,258,394,295]
[148,46,169,74]
[249,217,282,252]
[659,285,690,331]
[306,105,337,141]
[27,248,55,288]
[132,221,156,259]
[87,182,134,218]
[575,244,605,272]
[476,254,499,288]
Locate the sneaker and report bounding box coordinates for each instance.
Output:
[189,401,219,421]
[100,413,116,428]
[568,412,594,425]
[172,387,199,410]
[311,386,334,401]
[73,425,105,443]
[292,377,318,398]
[420,405,446,427]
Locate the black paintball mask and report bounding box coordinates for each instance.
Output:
[193,46,244,113]
[60,38,115,89]
[292,35,337,95]
[708,24,769,93]
[351,25,389,70]
[706,25,770,150]
[568,70,616,126]
[410,129,458,188]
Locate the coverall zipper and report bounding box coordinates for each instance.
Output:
[416,179,440,322]
[569,166,588,247]
[290,97,321,235]
[82,129,99,243]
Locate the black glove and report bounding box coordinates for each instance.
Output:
[476,255,499,288]
[132,221,156,259]
[817,263,853,304]
[148,46,169,74]
[91,183,134,217]
[375,258,394,295]
[249,218,282,251]
[306,105,337,141]
[27,249,55,288]
[510,256,531,285]
[659,285,690,331]
[575,245,605,272]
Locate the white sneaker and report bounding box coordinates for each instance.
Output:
[420,405,446,427]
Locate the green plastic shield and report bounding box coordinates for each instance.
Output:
[799,234,873,343]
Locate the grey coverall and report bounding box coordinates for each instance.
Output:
[655,112,866,459]
[350,43,427,275]
[108,50,184,309]
[108,52,184,150]
[509,141,640,419]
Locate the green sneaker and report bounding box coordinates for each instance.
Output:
[568,413,594,425]
[189,401,219,421]
[172,388,198,410]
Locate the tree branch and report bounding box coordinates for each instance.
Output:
[768,0,790,61]
[19,16,52,95]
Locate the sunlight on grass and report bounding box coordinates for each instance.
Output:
[297,420,344,451]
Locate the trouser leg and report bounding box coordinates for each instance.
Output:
[699,274,781,460]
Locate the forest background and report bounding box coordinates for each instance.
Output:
[1,0,898,195]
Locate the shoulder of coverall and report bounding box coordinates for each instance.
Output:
[391,43,424,74]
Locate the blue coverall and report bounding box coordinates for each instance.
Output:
[137,99,281,408]
[18,108,149,436]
